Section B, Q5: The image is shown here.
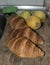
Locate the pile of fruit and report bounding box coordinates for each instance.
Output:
[3,6,47,30]
[19,11,46,30]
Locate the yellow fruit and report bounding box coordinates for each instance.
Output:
[34,11,46,22]
[20,11,31,20]
[26,16,41,30]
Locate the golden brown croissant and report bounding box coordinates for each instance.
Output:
[9,27,44,45]
[8,15,27,29]
[5,36,44,58]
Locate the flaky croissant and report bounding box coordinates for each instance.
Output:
[5,36,44,58]
[8,15,27,29]
[9,27,44,45]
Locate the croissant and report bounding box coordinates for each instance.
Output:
[9,27,44,45]
[5,36,44,58]
[8,15,27,29]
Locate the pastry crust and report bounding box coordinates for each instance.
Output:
[6,36,44,58]
[8,27,44,45]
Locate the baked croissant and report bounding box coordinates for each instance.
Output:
[9,27,44,45]
[8,16,44,45]
[8,15,27,29]
[6,36,44,58]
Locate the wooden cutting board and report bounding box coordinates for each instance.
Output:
[0,19,50,65]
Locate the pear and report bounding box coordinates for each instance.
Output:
[34,11,46,22]
[26,15,41,30]
[20,11,31,21]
